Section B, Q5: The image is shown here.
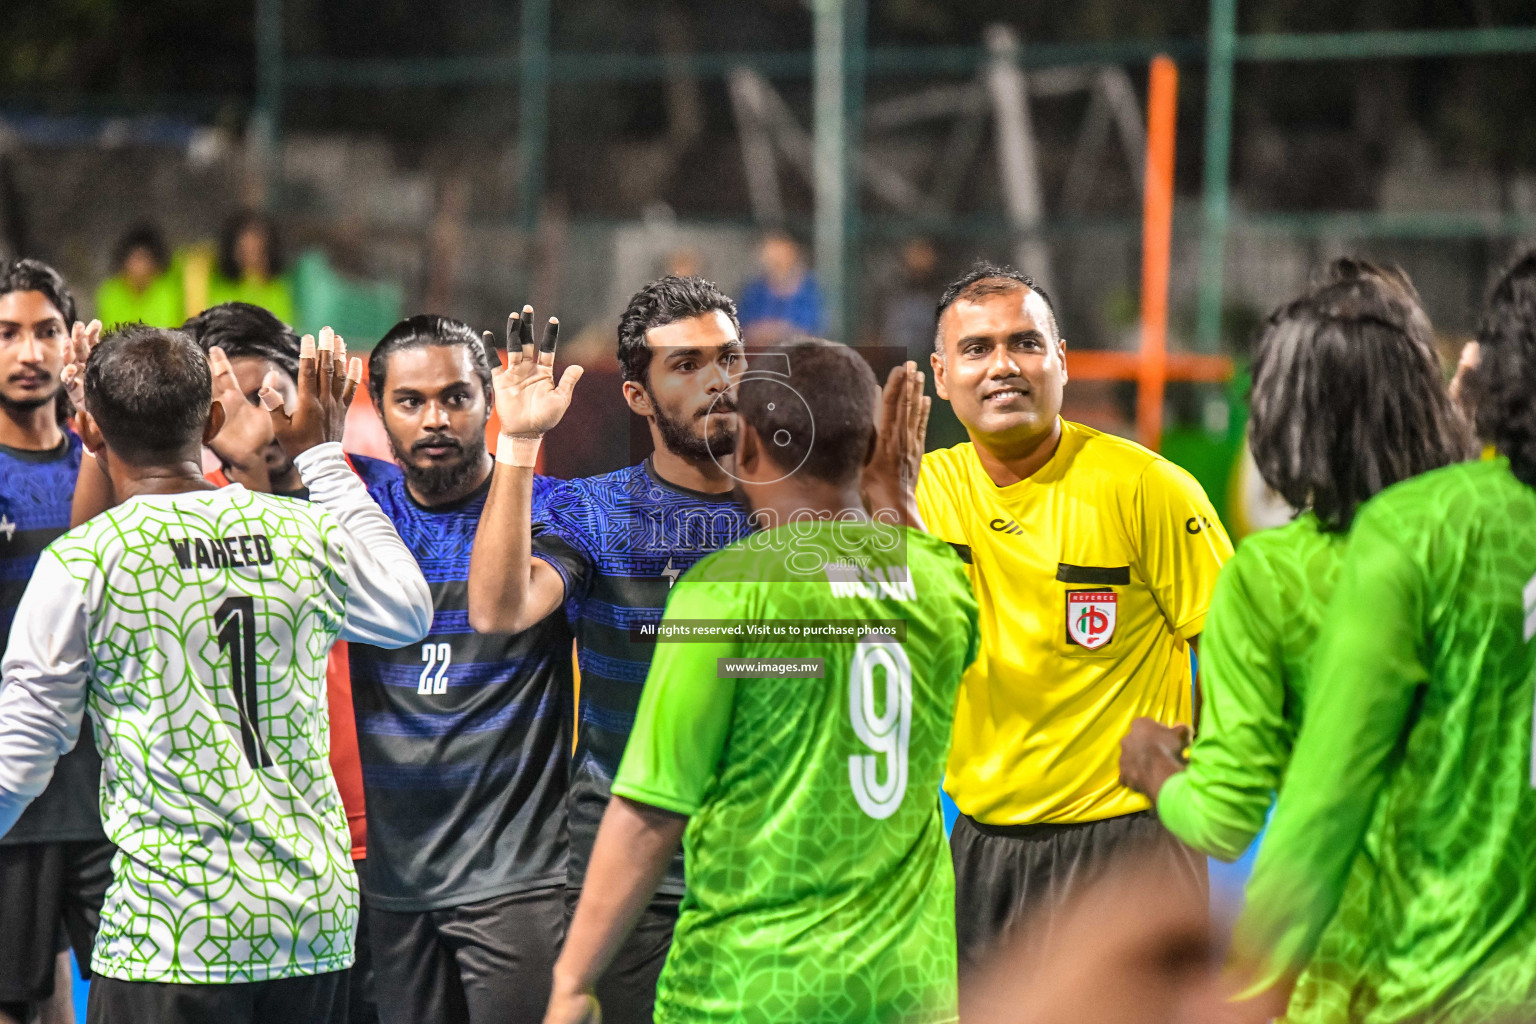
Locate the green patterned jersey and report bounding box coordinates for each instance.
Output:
[1158,513,1345,860]
[0,445,433,984]
[613,522,979,1024]
[1235,458,1536,1022]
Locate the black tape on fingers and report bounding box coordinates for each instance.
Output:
[539,318,560,362]
[519,306,535,352]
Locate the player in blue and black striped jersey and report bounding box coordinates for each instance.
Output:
[0,260,111,1024]
[346,315,588,1024]
[467,278,751,1024]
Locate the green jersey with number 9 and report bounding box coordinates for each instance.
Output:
[612,521,979,1024]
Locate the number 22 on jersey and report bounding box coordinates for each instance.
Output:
[848,635,912,820]
[419,642,451,695]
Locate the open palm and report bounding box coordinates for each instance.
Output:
[208,346,279,473]
[490,305,584,438]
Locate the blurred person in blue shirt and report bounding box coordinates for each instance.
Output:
[737,230,825,343]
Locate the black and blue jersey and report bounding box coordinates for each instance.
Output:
[532,458,751,894]
[0,432,105,846]
[348,455,586,911]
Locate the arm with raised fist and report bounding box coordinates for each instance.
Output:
[467,305,585,636]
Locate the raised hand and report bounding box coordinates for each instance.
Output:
[207,346,279,490]
[59,318,103,410]
[488,304,584,441]
[260,326,362,458]
[862,361,931,527]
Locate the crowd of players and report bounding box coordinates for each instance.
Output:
[0,245,1529,1024]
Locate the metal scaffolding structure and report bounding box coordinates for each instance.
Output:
[250,0,1536,346]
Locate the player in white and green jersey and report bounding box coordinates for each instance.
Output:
[0,324,431,1023]
[1228,252,1536,1021]
[546,340,979,1024]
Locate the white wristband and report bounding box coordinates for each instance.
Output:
[496,435,542,468]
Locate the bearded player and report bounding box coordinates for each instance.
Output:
[467,278,753,1024]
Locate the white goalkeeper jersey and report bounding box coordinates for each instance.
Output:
[0,443,431,983]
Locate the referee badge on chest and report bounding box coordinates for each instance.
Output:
[1066,590,1117,650]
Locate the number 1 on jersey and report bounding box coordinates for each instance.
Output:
[214,596,272,769]
[848,636,912,819]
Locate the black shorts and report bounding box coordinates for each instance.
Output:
[950,809,1206,972]
[347,862,377,1024]
[564,888,679,1024]
[86,969,345,1024]
[0,839,115,1013]
[369,886,566,1024]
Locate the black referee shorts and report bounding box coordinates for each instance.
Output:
[0,839,115,1016]
[951,809,1206,972]
[369,886,566,1024]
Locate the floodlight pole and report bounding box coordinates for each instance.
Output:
[812,0,864,343]
[1195,0,1238,351]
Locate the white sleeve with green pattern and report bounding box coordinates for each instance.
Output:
[293,442,431,647]
[0,550,90,835]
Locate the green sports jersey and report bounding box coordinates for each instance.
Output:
[1234,458,1536,1022]
[1158,513,1345,861]
[612,521,979,1024]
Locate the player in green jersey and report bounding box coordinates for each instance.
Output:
[1227,251,1536,1021]
[1116,262,1470,1021]
[0,325,431,1022]
[1117,259,1467,853]
[543,340,979,1024]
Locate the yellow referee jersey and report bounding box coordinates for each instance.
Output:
[918,419,1231,826]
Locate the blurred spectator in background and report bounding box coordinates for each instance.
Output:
[736,229,824,343]
[878,237,943,361]
[205,210,296,325]
[663,247,702,279]
[94,223,182,329]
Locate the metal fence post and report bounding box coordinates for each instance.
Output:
[254,0,284,207]
[812,0,847,341]
[518,0,552,233]
[1195,0,1237,351]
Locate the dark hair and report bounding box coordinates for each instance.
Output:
[217,210,285,281]
[181,302,300,382]
[933,261,1060,351]
[1470,251,1536,488]
[1248,272,1469,531]
[112,222,169,273]
[0,258,77,328]
[83,324,211,462]
[617,275,742,385]
[737,338,879,486]
[368,314,493,409]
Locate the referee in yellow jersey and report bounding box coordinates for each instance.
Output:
[918,263,1232,970]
